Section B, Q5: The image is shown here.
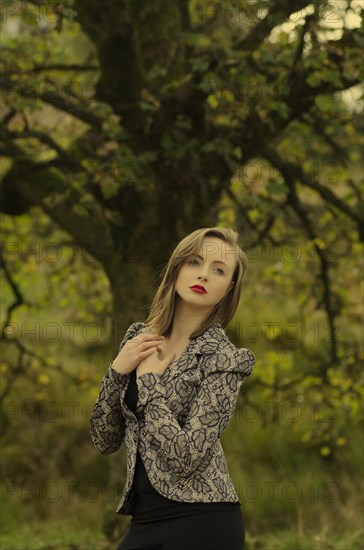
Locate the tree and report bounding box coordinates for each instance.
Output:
[1,0,363,370]
[0,9,363,545]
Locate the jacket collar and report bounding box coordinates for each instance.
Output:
[187,320,226,355]
[129,320,229,386]
[137,319,226,356]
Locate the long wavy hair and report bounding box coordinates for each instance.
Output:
[143,227,249,340]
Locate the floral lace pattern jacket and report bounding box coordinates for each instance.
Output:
[90,321,256,515]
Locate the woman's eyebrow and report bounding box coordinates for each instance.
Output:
[194,254,229,269]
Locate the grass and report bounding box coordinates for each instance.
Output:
[1,521,363,550]
[0,526,108,550]
[245,527,364,549]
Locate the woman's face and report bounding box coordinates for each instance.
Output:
[174,237,237,311]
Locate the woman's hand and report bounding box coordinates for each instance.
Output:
[111,333,166,375]
[136,348,176,378]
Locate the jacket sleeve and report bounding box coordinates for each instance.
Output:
[89,322,140,455]
[136,346,255,478]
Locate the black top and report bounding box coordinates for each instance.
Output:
[124,368,240,523]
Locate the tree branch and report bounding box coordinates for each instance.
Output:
[263,149,363,233]
[0,340,80,408]
[21,0,75,22]
[177,0,190,31]
[229,20,363,153]
[0,160,115,268]
[233,0,314,53]
[300,112,357,169]
[225,185,286,246]
[287,13,317,83]
[2,128,83,166]
[0,247,26,340]
[263,149,349,370]
[0,76,103,129]
[2,64,99,76]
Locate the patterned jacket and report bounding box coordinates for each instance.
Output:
[90,320,256,515]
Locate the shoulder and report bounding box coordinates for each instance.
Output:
[199,322,256,377]
[128,321,146,334]
[118,321,146,350]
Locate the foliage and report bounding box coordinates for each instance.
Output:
[0,0,363,545]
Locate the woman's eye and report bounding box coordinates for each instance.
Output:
[188,259,224,274]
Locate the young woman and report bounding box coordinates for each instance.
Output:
[90,226,256,550]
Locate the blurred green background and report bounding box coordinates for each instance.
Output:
[0,1,363,548]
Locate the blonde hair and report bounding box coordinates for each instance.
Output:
[144,227,249,340]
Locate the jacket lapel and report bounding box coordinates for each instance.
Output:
[160,320,224,380]
[120,320,226,419]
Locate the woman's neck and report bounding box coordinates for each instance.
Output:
[169,301,210,341]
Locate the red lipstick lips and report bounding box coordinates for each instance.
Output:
[190,285,207,294]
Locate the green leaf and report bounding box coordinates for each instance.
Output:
[306,72,322,87]
[161,134,173,150]
[267,181,287,195]
[207,95,219,109]
[190,57,209,73]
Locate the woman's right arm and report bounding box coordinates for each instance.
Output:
[89,322,139,455]
[89,322,164,455]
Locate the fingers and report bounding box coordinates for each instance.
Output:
[133,334,165,353]
[139,347,159,358]
[132,333,165,345]
[140,342,164,356]
[141,333,165,341]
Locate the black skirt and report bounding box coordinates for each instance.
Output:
[116,505,245,550]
